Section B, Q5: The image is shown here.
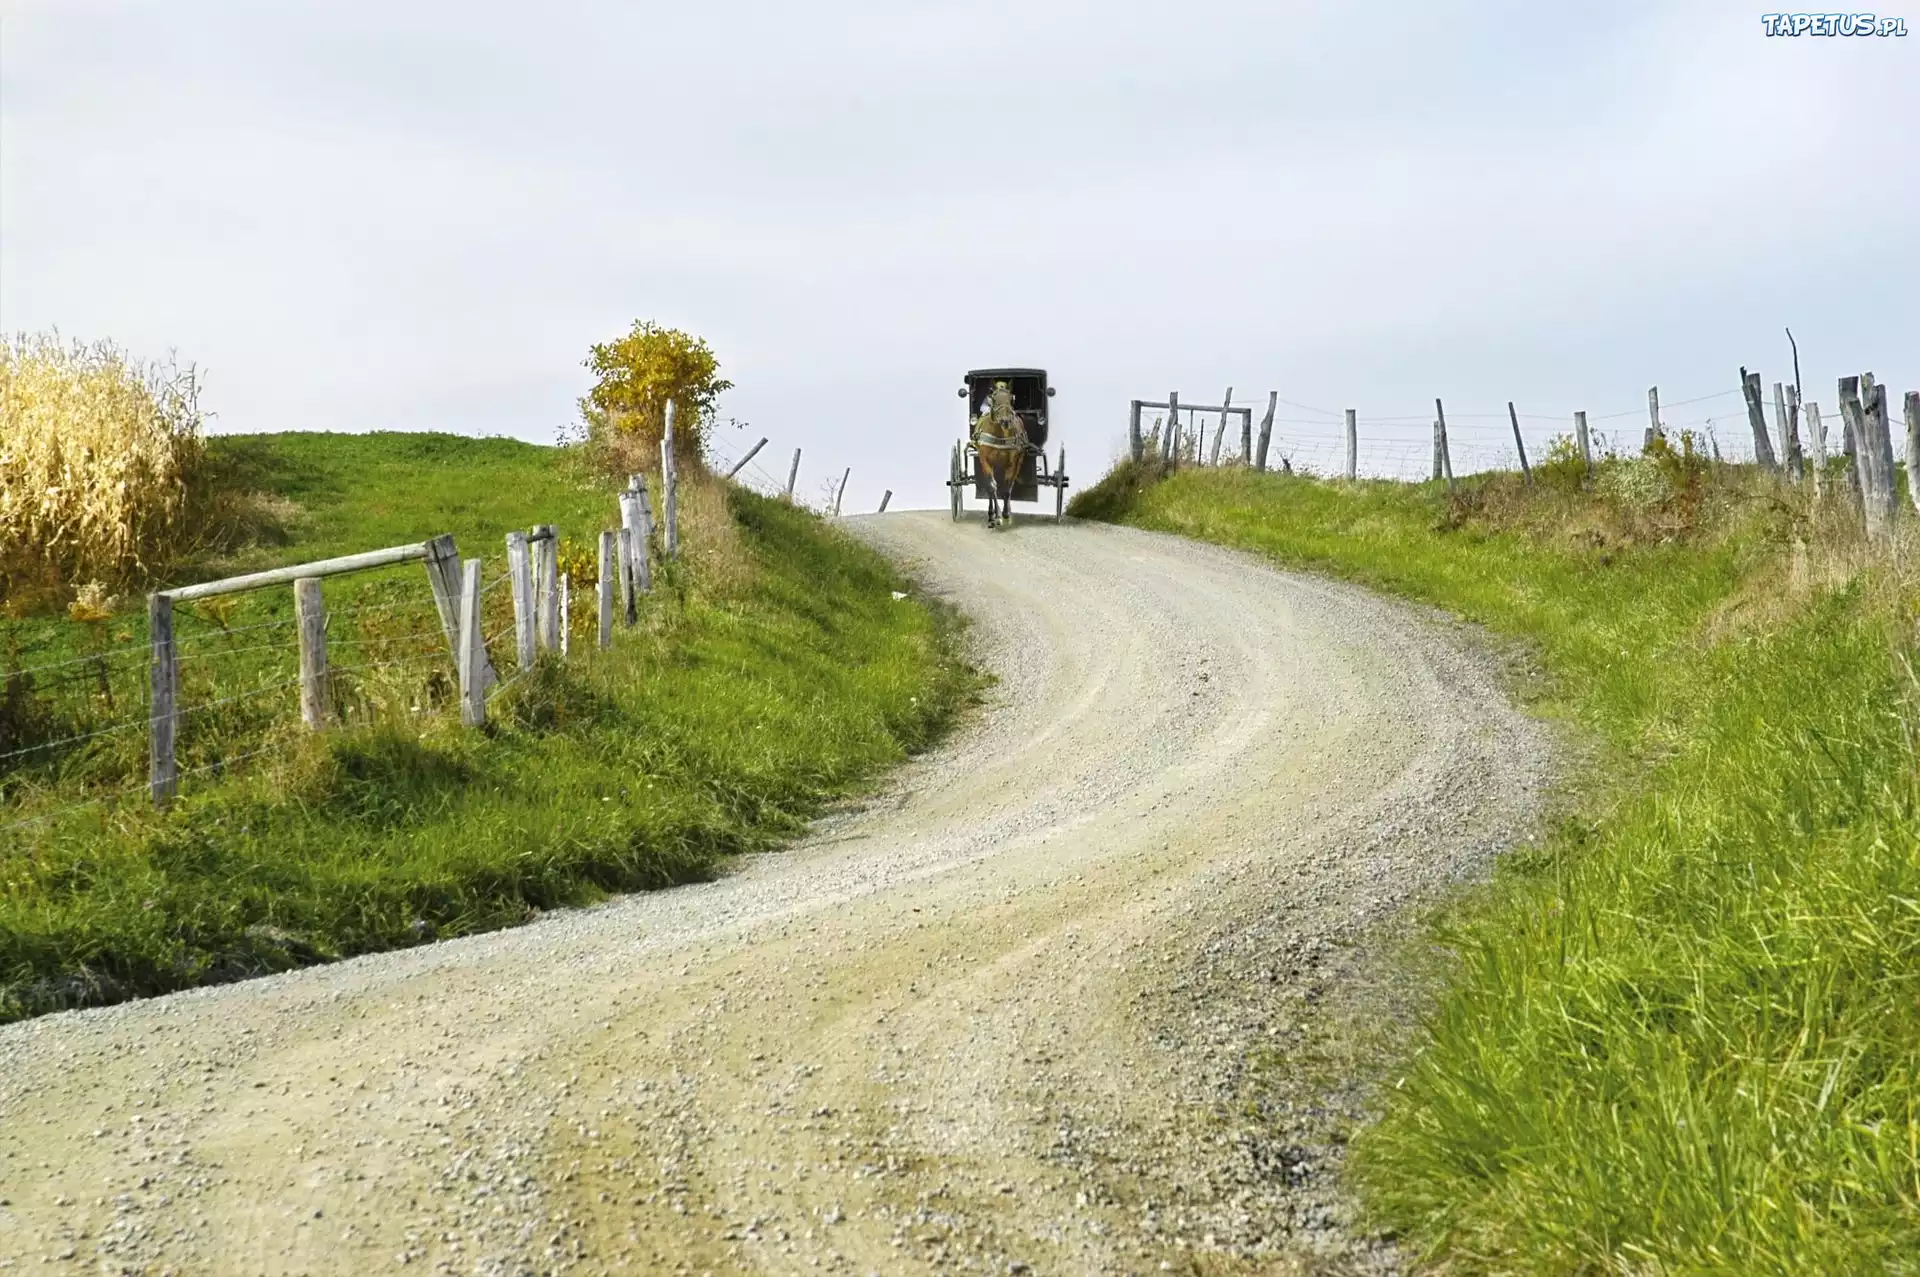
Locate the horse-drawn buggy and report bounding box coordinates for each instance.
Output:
[948,367,1069,526]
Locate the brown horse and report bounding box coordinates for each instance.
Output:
[972,380,1029,529]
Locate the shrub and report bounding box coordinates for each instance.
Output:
[1534,434,1589,495]
[1,332,209,608]
[570,321,734,477]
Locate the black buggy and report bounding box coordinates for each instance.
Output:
[947,367,1069,521]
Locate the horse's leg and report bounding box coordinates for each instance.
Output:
[985,469,998,528]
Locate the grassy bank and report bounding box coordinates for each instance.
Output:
[1,433,979,1023]
[1070,458,1920,1272]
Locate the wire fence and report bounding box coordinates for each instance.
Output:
[5,478,686,838]
[1133,383,1789,482]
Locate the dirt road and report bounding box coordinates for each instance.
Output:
[0,512,1548,1276]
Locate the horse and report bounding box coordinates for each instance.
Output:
[971,381,1029,529]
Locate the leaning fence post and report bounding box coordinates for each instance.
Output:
[1574,410,1593,474]
[1645,386,1662,450]
[596,530,615,650]
[506,529,535,669]
[834,467,850,516]
[148,592,178,809]
[1741,368,1780,471]
[1255,391,1275,472]
[725,437,767,480]
[1435,398,1455,493]
[458,559,486,727]
[1904,391,1920,516]
[294,576,329,730]
[1508,402,1533,486]
[878,489,892,513]
[1344,409,1358,480]
[785,448,801,500]
[1431,419,1443,482]
[422,533,463,658]
[1128,400,1144,462]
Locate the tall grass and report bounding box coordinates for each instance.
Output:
[1070,456,1920,1272]
[0,332,211,609]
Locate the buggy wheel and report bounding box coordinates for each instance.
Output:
[949,442,963,520]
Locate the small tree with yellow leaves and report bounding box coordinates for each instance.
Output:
[574,321,733,477]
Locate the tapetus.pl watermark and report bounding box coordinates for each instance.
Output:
[1761,12,1908,34]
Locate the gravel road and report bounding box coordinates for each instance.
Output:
[0,511,1550,1276]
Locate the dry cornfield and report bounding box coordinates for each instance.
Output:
[0,330,209,608]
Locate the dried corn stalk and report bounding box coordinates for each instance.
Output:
[1,331,207,600]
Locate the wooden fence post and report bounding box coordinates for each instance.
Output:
[1508,402,1533,486]
[785,448,801,499]
[1905,391,1920,516]
[422,533,464,659]
[1166,391,1180,468]
[619,477,652,597]
[1128,401,1144,462]
[725,437,767,480]
[1255,392,1275,472]
[878,490,892,513]
[834,467,850,516]
[596,530,615,650]
[1773,382,1802,480]
[1435,399,1455,493]
[1209,414,1226,466]
[1344,408,1358,480]
[1741,368,1780,471]
[1574,410,1592,474]
[506,530,535,669]
[458,558,486,727]
[1778,381,1806,479]
[531,525,559,651]
[294,576,329,730]
[1431,418,1443,481]
[617,526,637,626]
[1645,386,1662,450]
[661,401,679,558]
[148,593,178,809]
[1839,380,1864,507]
[1863,374,1898,532]
[1840,376,1889,537]
[1805,400,1828,499]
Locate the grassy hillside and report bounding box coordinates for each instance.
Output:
[1,433,979,1022]
[1070,457,1920,1273]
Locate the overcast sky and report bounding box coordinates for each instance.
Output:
[3,0,1916,509]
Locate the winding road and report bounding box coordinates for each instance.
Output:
[0,512,1548,1276]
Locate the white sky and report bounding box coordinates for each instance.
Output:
[3,0,1916,510]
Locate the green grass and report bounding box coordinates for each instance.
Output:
[1,432,980,1022]
[1070,458,1920,1274]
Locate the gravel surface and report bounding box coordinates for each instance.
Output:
[0,511,1550,1276]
